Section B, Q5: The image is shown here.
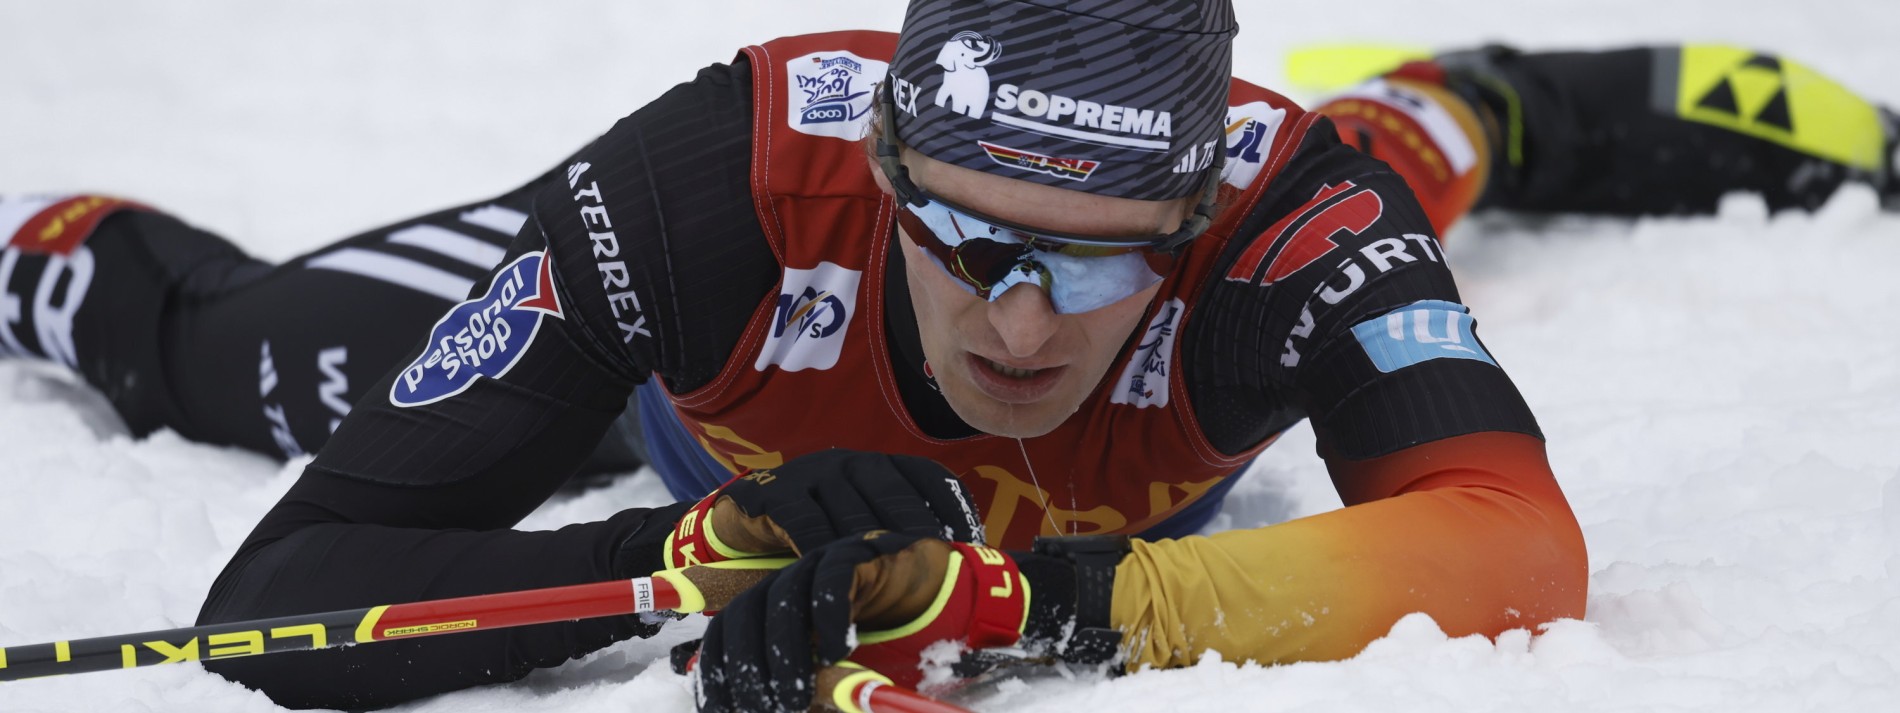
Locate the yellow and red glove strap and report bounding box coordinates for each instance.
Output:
[954,543,1031,649]
[852,543,1029,689]
[664,474,758,569]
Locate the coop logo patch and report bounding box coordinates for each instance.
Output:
[1351,300,1497,374]
[1110,298,1185,408]
[1221,101,1287,188]
[979,141,1100,182]
[755,261,860,372]
[787,50,889,140]
[390,251,564,407]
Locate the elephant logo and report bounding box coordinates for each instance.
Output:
[934,31,1002,119]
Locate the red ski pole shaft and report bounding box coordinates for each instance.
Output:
[818,663,977,713]
[0,558,790,682]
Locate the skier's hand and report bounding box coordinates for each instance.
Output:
[692,531,1033,713]
[664,449,986,569]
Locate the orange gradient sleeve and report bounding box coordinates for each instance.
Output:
[1112,431,1587,669]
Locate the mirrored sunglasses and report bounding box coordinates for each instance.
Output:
[893,194,1172,313]
[874,81,1223,314]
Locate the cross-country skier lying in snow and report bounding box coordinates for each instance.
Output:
[1,3,1894,710]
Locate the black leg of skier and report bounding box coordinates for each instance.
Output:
[0,170,644,474]
[1434,45,1899,216]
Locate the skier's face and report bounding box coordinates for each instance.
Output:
[880,150,1182,439]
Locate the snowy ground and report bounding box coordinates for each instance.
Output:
[4,1,1899,711]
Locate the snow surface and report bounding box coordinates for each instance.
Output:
[4,1,1899,711]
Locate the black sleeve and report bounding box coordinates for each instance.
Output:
[195,58,774,710]
[1186,122,1541,459]
[534,59,778,394]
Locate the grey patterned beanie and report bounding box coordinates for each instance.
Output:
[887,0,1238,201]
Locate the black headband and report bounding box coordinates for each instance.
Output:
[888,0,1238,201]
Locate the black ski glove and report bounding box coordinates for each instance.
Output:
[614,449,985,577]
[692,531,1091,713]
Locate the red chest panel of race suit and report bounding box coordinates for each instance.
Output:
[663,31,1316,549]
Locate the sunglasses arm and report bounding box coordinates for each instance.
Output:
[876,85,929,208]
[1158,151,1225,255]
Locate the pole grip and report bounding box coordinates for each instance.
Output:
[653,558,793,613]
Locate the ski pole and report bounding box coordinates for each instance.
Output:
[0,558,974,712]
[0,558,793,682]
[819,663,977,713]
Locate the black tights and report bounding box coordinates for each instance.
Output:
[0,180,642,472]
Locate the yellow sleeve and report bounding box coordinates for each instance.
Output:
[1112,432,1588,669]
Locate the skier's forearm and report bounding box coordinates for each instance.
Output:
[196,353,674,711]
[195,498,691,710]
[1111,431,1587,670]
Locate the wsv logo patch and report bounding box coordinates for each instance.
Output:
[754,261,860,372]
[390,251,564,407]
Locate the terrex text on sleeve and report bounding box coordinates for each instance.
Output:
[566,162,652,343]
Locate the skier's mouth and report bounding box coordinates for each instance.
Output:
[985,359,1037,379]
[965,354,1064,403]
